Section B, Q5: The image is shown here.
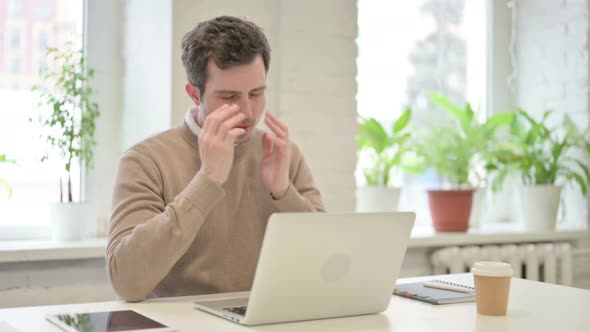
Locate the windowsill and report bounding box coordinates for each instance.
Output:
[0,238,106,263]
[0,224,588,263]
[409,223,589,248]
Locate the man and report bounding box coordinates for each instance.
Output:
[107,16,325,302]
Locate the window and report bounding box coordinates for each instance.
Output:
[38,31,49,49]
[36,2,53,20]
[37,58,48,72]
[8,56,21,73]
[8,0,23,17]
[0,0,84,239]
[9,29,22,48]
[356,0,487,225]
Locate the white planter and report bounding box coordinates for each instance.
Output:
[48,202,90,241]
[355,186,401,212]
[516,185,562,231]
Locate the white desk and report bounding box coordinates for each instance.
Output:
[0,274,588,332]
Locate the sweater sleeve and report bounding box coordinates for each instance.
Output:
[271,142,326,212]
[106,148,224,302]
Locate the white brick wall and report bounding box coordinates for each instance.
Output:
[121,0,173,148]
[516,0,589,122]
[514,0,590,287]
[277,1,357,211]
[515,0,589,229]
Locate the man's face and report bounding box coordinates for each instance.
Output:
[187,55,267,144]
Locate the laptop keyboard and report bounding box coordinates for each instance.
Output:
[223,306,247,316]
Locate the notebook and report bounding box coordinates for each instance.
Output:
[393,281,475,305]
[423,279,475,293]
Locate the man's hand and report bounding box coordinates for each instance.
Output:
[198,104,246,186]
[261,112,291,199]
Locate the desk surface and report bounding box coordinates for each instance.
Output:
[0,274,588,332]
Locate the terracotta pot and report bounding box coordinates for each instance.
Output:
[427,189,475,232]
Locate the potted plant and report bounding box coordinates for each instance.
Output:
[0,154,16,199]
[356,107,412,211]
[31,43,100,241]
[487,109,590,231]
[414,92,513,232]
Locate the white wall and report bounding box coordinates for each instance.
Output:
[276,1,357,211]
[84,0,124,237]
[514,0,589,230]
[488,0,516,116]
[122,0,173,149]
[513,0,590,284]
[0,258,115,308]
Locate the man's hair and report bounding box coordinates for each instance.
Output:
[181,16,271,95]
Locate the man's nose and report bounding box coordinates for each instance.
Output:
[237,97,252,119]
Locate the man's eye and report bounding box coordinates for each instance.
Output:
[221,95,236,100]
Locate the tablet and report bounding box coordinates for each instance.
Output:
[46,310,176,332]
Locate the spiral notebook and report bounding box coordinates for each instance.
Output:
[423,279,475,293]
[393,280,475,305]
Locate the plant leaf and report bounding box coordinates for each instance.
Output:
[358,117,388,154]
[428,92,469,127]
[573,159,590,185]
[565,170,588,195]
[482,112,514,133]
[392,107,411,133]
[0,177,13,199]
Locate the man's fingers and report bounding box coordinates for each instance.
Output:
[265,113,288,139]
[218,113,247,138]
[263,131,288,151]
[262,133,274,156]
[266,112,288,133]
[225,127,246,143]
[204,104,240,134]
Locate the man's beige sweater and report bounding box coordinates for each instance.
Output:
[107,121,325,301]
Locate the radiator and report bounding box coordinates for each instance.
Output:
[430,242,573,286]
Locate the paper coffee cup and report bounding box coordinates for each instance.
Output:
[471,261,512,316]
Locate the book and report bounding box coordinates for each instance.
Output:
[423,279,475,293]
[393,281,476,305]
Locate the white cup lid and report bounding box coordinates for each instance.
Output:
[471,261,513,277]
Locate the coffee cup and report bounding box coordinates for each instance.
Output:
[471,261,512,316]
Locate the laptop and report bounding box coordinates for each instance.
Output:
[194,212,415,326]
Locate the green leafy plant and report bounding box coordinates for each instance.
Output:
[31,43,100,203]
[487,109,590,194]
[413,92,514,188]
[0,154,16,199]
[357,107,413,186]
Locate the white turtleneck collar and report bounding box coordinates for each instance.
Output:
[184,107,202,137]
